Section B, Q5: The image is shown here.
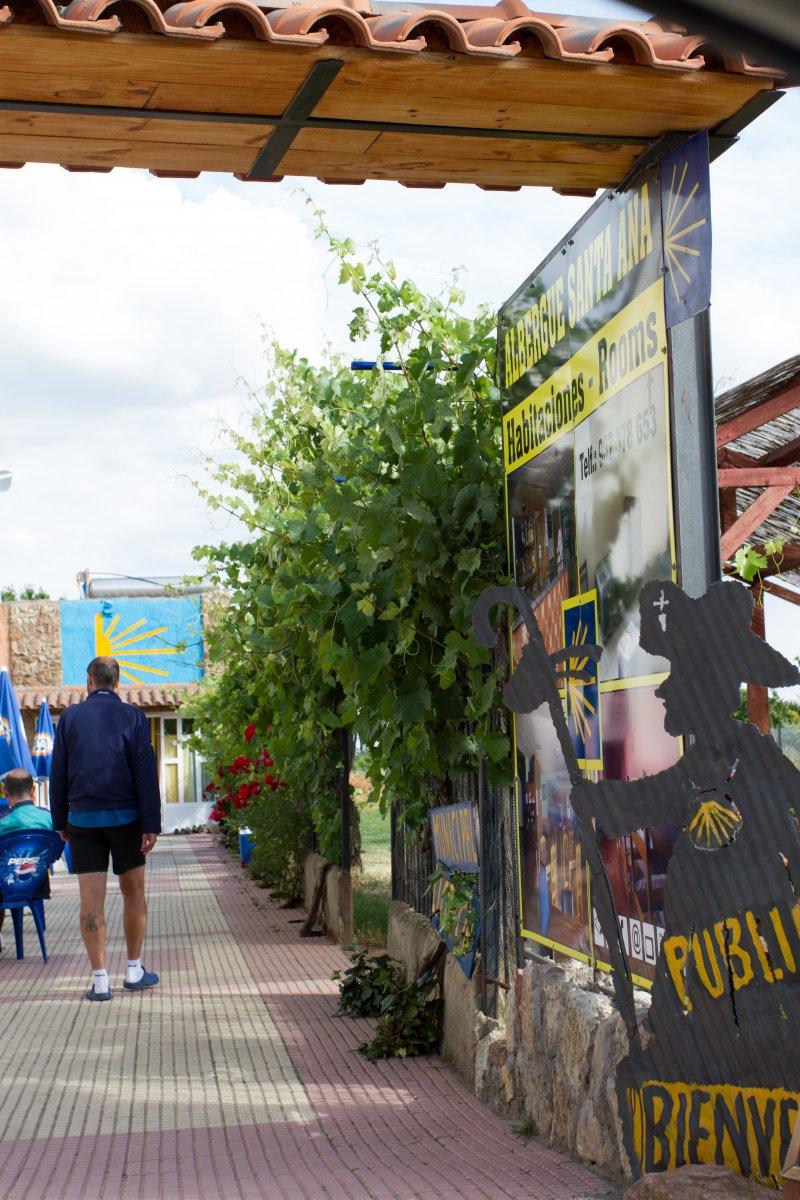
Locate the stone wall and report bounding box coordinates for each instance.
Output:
[4,602,61,685]
[0,606,10,672]
[475,955,638,1186]
[387,901,634,1179]
[387,900,482,1087]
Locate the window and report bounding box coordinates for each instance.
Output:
[151,715,202,805]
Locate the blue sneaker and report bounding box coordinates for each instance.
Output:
[85,985,112,1001]
[123,968,159,992]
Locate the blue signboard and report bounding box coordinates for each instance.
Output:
[562,591,602,770]
[61,597,204,686]
[660,130,711,329]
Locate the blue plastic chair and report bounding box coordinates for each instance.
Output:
[0,830,64,962]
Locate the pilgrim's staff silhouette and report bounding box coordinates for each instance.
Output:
[475,579,800,1181]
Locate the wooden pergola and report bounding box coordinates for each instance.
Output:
[717,355,800,731]
[0,0,787,191]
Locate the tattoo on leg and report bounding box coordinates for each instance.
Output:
[81,912,103,933]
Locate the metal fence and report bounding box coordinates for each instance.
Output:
[390,632,522,1017]
[391,766,520,1017]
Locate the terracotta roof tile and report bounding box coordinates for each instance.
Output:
[0,0,784,72]
[17,684,198,711]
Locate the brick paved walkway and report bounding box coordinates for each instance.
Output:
[0,834,618,1200]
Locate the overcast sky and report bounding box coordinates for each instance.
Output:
[1,0,798,668]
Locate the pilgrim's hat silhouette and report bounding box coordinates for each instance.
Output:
[640,579,799,688]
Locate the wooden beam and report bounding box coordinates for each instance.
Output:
[762,579,800,606]
[759,541,800,576]
[720,485,794,560]
[762,433,800,467]
[717,466,800,488]
[717,446,758,468]
[747,587,769,734]
[716,382,800,448]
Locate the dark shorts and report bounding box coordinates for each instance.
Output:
[67,820,145,876]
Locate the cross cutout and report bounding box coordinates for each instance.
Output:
[654,589,669,631]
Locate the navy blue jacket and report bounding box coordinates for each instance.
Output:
[50,690,162,834]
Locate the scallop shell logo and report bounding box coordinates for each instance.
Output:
[0,717,10,745]
[32,732,53,757]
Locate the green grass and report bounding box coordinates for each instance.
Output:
[353,804,391,946]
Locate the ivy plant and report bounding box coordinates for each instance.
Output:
[359,970,443,1061]
[332,950,404,1018]
[429,866,479,958]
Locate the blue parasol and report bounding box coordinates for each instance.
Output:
[0,669,35,778]
[31,700,55,780]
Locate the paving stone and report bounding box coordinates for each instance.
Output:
[0,834,614,1200]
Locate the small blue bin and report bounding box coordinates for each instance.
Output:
[238,828,254,866]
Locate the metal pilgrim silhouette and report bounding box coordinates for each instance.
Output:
[475,579,800,1187]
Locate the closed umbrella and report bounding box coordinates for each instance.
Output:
[0,669,35,779]
[31,701,55,781]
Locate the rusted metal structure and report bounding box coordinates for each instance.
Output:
[0,1,788,190]
[716,355,800,733]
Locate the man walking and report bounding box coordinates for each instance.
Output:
[50,656,161,1001]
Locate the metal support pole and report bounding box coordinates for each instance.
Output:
[340,725,351,875]
[338,725,354,945]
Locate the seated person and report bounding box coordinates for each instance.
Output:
[0,769,54,950]
[0,770,53,833]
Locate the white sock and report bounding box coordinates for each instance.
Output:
[126,959,144,984]
[92,969,109,995]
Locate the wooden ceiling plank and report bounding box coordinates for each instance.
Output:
[318,53,771,111]
[278,127,382,155]
[0,111,273,148]
[145,78,309,116]
[0,69,158,109]
[314,90,761,139]
[0,27,322,83]
[360,128,639,166]
[0,133,253,172]
[278,149,619,186]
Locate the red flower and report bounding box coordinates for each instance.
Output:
[244,723,257,742]
[231,755,252,774]
[248,782,261,796]
[204,782,219,793]
[217,766,226,779]
[209,804,224,822]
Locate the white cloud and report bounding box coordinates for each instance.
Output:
[0,167,330,596]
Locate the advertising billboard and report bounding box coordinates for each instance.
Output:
[499,132,712,985]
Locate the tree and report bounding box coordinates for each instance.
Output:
[1,585,50,601]
[187,217,510,890]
